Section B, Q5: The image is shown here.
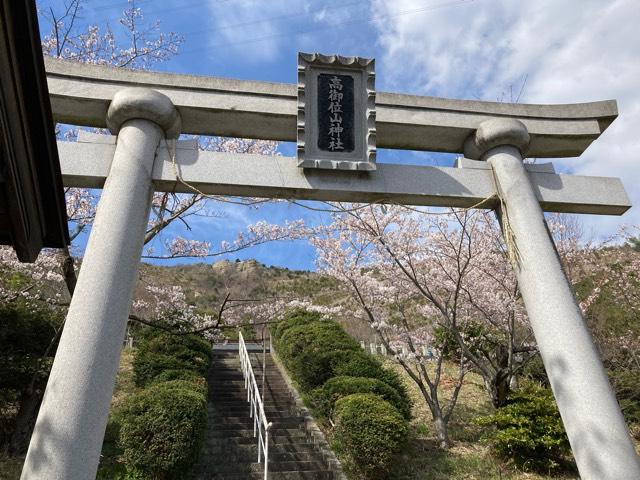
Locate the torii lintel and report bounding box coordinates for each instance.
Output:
[45,57,617,158]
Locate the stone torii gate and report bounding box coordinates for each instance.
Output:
[22,57,640,479]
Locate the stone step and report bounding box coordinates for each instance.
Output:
[210,402,294,410]
[210,418,305,429]
[212,392,291,399]
[197,471,334,480]
[210,373,285,380]
[210,390,291,397]
[194,351,335,479]
[203,442,320,456]
[204,460,327,473]
[210,385,290,391]
[210,378,288,384]
[200,450,321,464]
[210,401,297,410]
[207,428,306,439]
[205,435,311,446]
[211,410,301,420]
[210,393,292,400]
[210,408,298,417]
[210,390,292,397]
[210,397,293,404]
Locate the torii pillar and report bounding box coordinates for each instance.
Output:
[21,88,181,480]
[466,118,640,480]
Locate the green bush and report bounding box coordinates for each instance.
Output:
[133,333,212,387]
[520,354,550,387]
[150,369,204,386]
[273,310,411,414]
[117,381,208,479]
[276,321,361,390]
[329,350,410,407]
[610,368,640,426]
[333,393,408,479]
[287,348,382,391]
[0,302,61,447]
[277,321,360,365]
[0,303,60,397]
[311,376,411,420]
[476,385,573,472]
[271,308,323,340]
[150,378,208,397]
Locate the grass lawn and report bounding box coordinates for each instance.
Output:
[96,347,138,479]
[382,360,580,480]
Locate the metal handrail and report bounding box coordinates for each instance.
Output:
[239,332,272,480]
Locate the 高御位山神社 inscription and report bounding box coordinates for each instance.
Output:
[317,73,355,153]
[297,52,376,170]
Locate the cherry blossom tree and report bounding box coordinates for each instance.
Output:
[314,202,640,438]
[571,224,640,375]
[0,0,311,455]
[41,0,291,264]
[312,204,540,447]
[128,278,342,344]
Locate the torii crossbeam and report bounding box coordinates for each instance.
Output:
[22,58,640,480]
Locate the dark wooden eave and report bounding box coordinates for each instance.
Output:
[0,0,69,262]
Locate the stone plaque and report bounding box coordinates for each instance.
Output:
[297,52,376,171]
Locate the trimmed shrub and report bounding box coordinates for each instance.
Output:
[286,348,380,391]
[311,376,411,420]
[117,381,208,479]
[133,333,212,386]
[475,385,572,472]
[150,369,204,386]
[277,321,360,365]
[333,393,408,479]
[272,311,411,415]
[271,308,322,340]
[329,350,410,409]
[150,378,208,397]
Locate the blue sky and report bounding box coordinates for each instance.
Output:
[40,0,640,270]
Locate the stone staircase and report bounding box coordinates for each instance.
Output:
[193,347,337,479]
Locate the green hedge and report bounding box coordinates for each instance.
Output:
[117,380,208,479]
[150,378,208,397]
[133,333,212,387]
[150,369,205,386]
[272,309,411,478]
[476,385,572,472]
[271,308,323,340]
[272,311,410,413]
[277,321,360,365]
[329,350,408,402]
[311,376,411,420]
[334,393,408,479]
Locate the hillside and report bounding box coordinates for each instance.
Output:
[135,259,344,309]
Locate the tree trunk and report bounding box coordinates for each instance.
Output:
[485,369,511,408]
[433,415,450,449]
[7,378,47,456]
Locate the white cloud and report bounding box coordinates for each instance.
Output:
[205,0,311,61]
[372,0,640,236]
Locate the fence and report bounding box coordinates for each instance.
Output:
[360,341,433,360]
[239,332,272,480]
